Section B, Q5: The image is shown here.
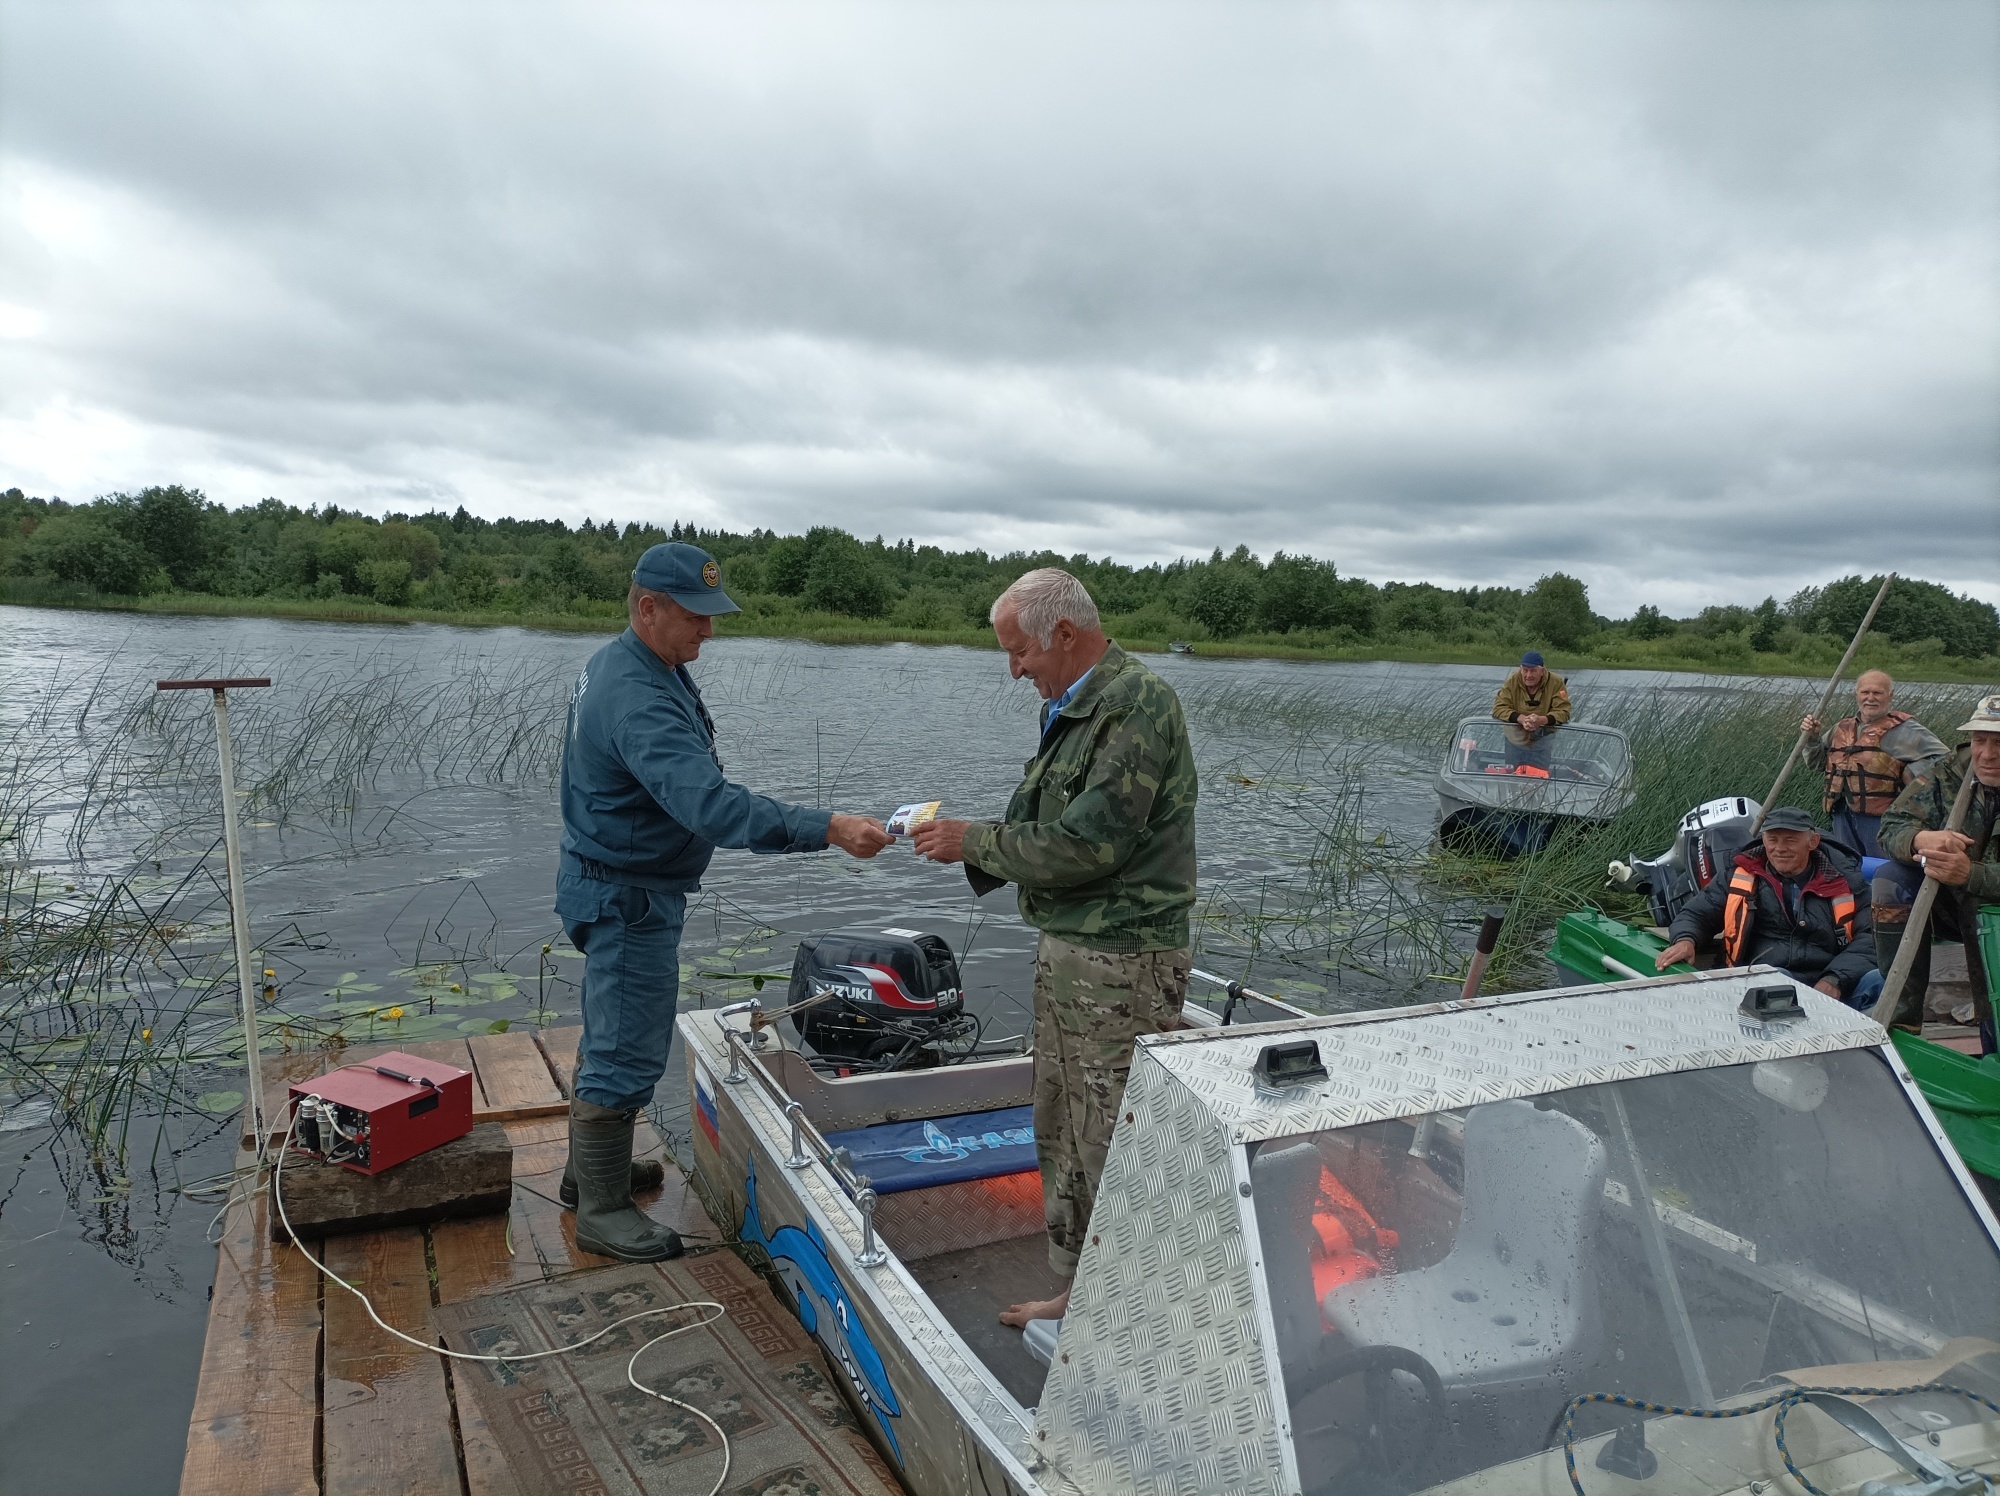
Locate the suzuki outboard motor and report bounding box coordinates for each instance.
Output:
[788,927,973,1069]
[1609,796,1763,926]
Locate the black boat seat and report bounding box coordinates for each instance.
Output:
[1321,1100,1606,1395]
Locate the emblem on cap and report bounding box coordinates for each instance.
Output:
[701,560,720,588]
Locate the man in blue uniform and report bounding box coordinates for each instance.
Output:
[558,542,892,1260]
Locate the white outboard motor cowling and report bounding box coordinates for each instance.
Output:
[1608,796,1763,926]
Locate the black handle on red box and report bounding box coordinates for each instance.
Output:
[374,1065,439,1091]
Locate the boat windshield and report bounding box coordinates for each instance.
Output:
[1248,1049,2000,1496]
[1443,719,1628,785]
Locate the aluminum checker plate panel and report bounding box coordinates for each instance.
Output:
[1140,970,1885,1143]
[1037,1052,1290,1496]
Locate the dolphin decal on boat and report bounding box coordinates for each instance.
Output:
[741,1159,905,1464]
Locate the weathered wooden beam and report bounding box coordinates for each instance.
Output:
[179,1144,321,1496]
[270,1120,512,1241]
[322,1227,459,1496]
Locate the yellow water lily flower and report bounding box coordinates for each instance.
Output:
[387,1006,405,1021]
[141,1028,153,1043]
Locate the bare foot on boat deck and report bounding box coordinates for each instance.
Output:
[999,1286,1071,1328]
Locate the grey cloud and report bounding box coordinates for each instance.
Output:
[0,0,1994,611]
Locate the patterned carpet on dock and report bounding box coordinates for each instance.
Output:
[435,1250,904,1496]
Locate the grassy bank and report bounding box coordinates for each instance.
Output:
[6,578,1997,682]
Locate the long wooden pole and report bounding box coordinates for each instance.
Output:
[1870,767,1978,1028]
[1749,572,1896,836]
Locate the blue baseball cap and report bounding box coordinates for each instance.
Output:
[1521,651,1545,667]
[631,543,740,616]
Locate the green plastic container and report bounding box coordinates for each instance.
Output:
[1548,908,2000,1180]
[1890,1029,2000,1180]
[1548,910,1696,986]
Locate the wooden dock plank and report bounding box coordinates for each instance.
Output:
[431,1218,531,1496]
[321,1227,460,1496]
[466,1030,567,1120]
[179,1145,321,1496]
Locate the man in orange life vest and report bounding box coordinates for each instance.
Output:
[1655,806,1880,1006]
[1803,672,1946,857]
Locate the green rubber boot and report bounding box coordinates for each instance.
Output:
[559,1156,667,1210]
[569,1100,683,1262]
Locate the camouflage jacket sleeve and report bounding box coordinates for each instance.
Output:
[1802,725,1831,773]
[1879,746,2000,901]
[961,704,1170,890]
[1878,761,1942,864]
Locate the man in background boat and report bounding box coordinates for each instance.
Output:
[1801,670,1946,990]
[1876,692,2000,1053]
[910,568,1197,1330]
[558,543,893,1261]
[1492,651,1571,769]
[1655,805,1880,1006]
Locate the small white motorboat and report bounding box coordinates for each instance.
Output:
[683,964,2000,1496]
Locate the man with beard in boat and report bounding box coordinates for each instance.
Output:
[1655,806,1880,1007]
[1801,670,1945,982]
[557,543,893,1261]
[1492,651,1571,770]
[911,568,1197,1332]
[1876,692,2000,1052]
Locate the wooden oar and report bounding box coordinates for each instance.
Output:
[1869,766,1978,1028]
[1749,572,1896,837]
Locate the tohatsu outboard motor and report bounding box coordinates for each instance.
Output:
[1608,796,1764,926]
[787,927,975,1069]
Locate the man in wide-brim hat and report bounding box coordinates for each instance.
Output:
[1878,691,2000,1053]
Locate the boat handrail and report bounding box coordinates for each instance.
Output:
[714,1000,892,1264]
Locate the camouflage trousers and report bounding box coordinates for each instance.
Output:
[1031,933,1189,1280]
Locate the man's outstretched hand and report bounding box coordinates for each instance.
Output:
[1656,938,1697,971]
[827,814,894,859]
[911,818,971,865]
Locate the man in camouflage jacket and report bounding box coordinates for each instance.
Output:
[914,568,1197,1328]
[1877,691,2000,1053]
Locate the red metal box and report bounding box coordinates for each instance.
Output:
[286,1050,475,1175]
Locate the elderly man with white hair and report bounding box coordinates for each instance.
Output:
[913,567,1198,1334]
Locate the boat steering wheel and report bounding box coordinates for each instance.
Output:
[1294,1343,1448,1496]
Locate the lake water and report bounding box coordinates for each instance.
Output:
[0,605,1817,1491]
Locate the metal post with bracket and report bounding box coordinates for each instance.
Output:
[157,676,272,1154]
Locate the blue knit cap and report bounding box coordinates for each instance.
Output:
[1521,651,1545,667]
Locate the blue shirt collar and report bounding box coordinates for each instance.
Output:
[1041,665,1096,733]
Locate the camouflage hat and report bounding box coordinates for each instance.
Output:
[1760,806,1819,835]
[1957,692,2000,734]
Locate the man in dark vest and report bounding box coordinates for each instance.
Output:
[1655,806,1879,1006]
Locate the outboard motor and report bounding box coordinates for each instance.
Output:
[1609,796,1763,926]
[787,927,974,1069]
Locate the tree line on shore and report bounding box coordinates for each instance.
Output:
[3,484,1995,666]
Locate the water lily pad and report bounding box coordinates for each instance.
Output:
[195,1090,244,1115]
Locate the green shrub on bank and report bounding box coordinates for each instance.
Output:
[2,484,1995,679]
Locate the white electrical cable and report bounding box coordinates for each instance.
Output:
[273,1105,735,1496]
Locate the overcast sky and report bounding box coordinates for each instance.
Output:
[1,2,1994,613]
